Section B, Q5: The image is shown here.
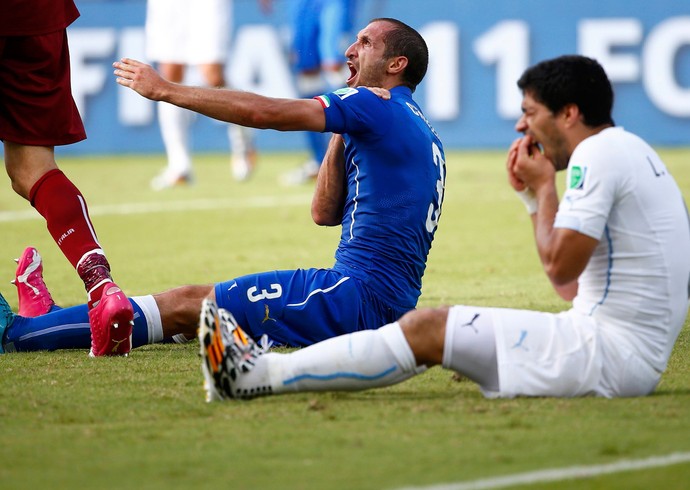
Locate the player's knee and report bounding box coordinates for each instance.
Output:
[4,147,57,200]
[156,284,214,336]
[400,306,449,333]
[158,63,184,83]
[199,64,225,88]
[204,73,225,88]
[8,177,29,200]
[399,306,449,366]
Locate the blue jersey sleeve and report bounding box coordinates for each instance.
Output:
[316,88,392,137]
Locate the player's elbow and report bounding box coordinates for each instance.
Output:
[547,267,578,301]
[541,230,595,292]
[545,261,578,289]
[311,194,343,226]
[311,207,340,226]
[552,279,578,301]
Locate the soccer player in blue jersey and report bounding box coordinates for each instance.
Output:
[281,0,359,184]
[0,18,446,354]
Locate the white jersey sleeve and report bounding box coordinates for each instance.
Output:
[553,127,690,373]
[554,136,619,240]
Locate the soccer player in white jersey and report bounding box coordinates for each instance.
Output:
[145,0,257,187]
[199,55,690,401]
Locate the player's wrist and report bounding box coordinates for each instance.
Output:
[516,188,538,214]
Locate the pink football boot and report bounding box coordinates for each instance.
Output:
[88,282,134,357]
[12,247,55,317]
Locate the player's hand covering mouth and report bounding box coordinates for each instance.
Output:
[524,134,544,157]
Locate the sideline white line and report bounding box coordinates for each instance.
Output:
[395,451,690,490]
[0,194,312,223]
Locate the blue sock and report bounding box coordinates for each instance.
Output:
[4,304,90,352]
[3,299,151,352]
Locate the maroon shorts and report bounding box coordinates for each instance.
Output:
[0,29,86,146]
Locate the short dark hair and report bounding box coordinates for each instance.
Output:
[517,55,615,127]
[373,18,428,92]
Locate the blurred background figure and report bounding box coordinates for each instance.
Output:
[146,0,257,189]
[263,0,357,185]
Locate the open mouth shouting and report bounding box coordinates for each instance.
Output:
[346,61,358,86]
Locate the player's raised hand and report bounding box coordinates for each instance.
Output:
[113,58,169,102]
[506,137,527,191]
[364,87,391,100]
[513,134,555,192]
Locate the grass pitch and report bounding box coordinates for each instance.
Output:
[0,149,688,489]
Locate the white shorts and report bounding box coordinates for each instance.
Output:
[445,306,661,398]
[145,0,232,64]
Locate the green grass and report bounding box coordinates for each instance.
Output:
[0,149,689,490]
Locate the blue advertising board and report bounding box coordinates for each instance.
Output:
[54,0,690,155]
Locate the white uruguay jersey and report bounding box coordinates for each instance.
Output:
[554,127,690,374]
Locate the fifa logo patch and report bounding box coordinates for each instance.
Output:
[569,165,588,190]
[334,87,358,100]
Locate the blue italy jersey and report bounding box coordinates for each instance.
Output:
[317,85,446,309]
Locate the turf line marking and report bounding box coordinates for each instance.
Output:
[0,194,312,222]
[395,451,690,490]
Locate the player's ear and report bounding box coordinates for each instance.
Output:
[560,103,582,128]
[387,56,408,76]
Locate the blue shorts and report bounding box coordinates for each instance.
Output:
[214,267,409,347]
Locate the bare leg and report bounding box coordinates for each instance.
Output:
[4,143,57,199]
[198,63,257,181]
[399,306,449,366]
[154,284,214,339]
[151,63,194,189]
[198,63,224,88]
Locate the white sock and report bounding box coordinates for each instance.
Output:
[236,323,426,395]
[228,124,253,158]
[131,295,163,344]
[158,102,193,176]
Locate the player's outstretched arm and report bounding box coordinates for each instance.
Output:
[113,58,326,132]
